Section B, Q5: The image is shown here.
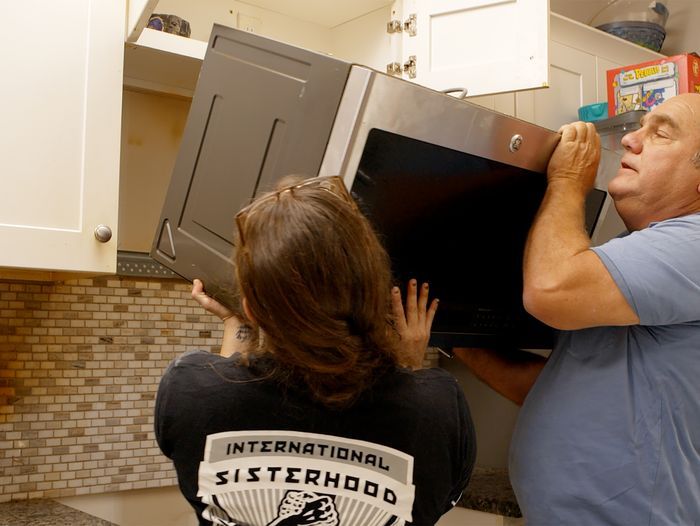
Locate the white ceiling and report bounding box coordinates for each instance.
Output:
[238,0,393,28]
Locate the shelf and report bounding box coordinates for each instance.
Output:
[124,29,206,97]
[551,13,664,63]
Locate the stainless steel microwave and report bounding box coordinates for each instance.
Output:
[151,24,622,350]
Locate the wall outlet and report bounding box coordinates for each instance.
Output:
[237,13,262,33]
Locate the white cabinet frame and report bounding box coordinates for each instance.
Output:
[0,1,125,275]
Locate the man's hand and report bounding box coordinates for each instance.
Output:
[391,279,439,370]
[547,121,601,193]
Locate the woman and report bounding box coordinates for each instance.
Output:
[155,175,475,526]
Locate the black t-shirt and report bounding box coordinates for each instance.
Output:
[155,351,476,526]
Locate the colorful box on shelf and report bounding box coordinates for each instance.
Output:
[606,53,700,116]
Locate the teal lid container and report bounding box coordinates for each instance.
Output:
[578,102,609,122]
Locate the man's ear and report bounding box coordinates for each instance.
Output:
[242,297,256,325]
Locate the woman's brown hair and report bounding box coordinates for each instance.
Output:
[234,175,399,409]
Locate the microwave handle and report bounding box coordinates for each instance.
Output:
[441,87,468,100]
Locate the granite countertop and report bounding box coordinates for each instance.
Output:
[0,499,116,526]
[1,470,520,524]
[458,467,522,518]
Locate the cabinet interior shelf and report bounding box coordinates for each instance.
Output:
[124,29,206,98]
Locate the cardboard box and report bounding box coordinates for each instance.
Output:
[606,53,700,116]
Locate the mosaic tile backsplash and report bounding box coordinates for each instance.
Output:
[0,276,222,502]
[0,276,438,502]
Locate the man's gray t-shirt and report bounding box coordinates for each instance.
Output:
[510,213,700,525]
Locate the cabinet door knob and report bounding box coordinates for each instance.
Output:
[94,225,113,243]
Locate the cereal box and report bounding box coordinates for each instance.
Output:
[606,53,700,116]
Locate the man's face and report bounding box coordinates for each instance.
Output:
[608,93,700,230]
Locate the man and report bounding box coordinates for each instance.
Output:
[456,93,700,524]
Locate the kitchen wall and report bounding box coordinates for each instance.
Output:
[0,276,221,502]
[153,0,334,52]
[119,89,190,253]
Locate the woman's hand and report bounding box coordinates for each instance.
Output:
[391,279,439,370]
[191,279,235,321]
[191,279,252,358]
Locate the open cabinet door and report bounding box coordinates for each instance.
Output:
[394,0,549,97]
[126,0,159,42]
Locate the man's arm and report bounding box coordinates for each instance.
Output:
[523,121,639,330]
[453,348,546,406]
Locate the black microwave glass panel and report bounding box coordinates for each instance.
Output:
[351,128,606,349]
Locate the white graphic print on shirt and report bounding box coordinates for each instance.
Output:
[197,430,416,525]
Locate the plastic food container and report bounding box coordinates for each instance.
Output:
[578,102,609,122]
[590,0,669,52]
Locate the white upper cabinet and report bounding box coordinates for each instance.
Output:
[0,1,124,275]
[392,0,549,97]
[124,0,549,97]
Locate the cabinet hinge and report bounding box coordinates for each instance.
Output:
[387,14,416,35]
[404,14,417,36]
[387,18,402,34]
[386,62,403,76]
[403,55,417,79]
